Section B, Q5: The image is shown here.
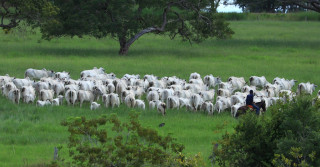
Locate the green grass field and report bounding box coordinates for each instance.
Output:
[0,20,319,166]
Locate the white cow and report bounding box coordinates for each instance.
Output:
[297,82,317,95]
[90,102,101,110]
[103,93,120,108]
[157,102,166,116]
[147,91,160,102]
[0,74,13,87]
[215,96,231,113]
[199,90,215,102]
[174,90,192,98]
[273,78,297,90]
[177,98,188,108]
[25,68,55,80]
[160,89,174,102]
[34,81,51,96]
[125,95,136,108]
[65,84,79,92]
[149,100,162,110]
[21,86,36,103]
[241,85,256,94]
[230,95,246,106]
[249,76,268,87]
[53,82,65,96]
[231,102,245,117]
[228,76,246,90]
[13,78,33,89]
[65,89,77,106]
[218,82,233,90]
[52,95,64,106]
[135,99,146,110]
[217,89,232,97]
[201,101,214,115]
[78,90,95,107]
[190,94,204,111]
[40,89,54,101]
[167,96,180,109]
[80,67,105,78]
[106,83,115,94]
[55,71,70,80]
[203,75,221,88]
[92,85,106,101]
[8,89,20,104]
[36,100,52,107]
[189,72,201,80]
[215,100,228,113]
[78,81,95,91]
[3,82,17,97]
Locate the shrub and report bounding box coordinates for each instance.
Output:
[53,111,204,167]
[212,97,320,167]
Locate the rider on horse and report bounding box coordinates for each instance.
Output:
[246,90,260,115]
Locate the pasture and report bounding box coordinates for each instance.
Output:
[0,20,319,166]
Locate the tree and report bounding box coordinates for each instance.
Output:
[0,0,57,30]
[40,0,234,55]
[281,0,320,12]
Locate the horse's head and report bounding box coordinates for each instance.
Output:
[260,100,266,112]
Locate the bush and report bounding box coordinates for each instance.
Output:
[212,97,320,167]
[53,111,204,167]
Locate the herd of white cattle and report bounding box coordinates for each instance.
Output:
[0,67,319,117]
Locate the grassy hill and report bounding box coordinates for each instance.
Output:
[0,20,319,166]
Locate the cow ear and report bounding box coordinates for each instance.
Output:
[315,85,318,87]
[68,72,70,75]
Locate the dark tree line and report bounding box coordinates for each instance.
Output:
[224,0,320,13]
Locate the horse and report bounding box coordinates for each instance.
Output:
[235,100,266,118]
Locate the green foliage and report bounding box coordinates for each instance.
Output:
[213,97,320,166]
[212,112,274,167]
[40,0,234,54]
[57,112,205,166]
[0,0,57,29]
[272,147,316,167]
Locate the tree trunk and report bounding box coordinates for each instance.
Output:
[118,37,129,55]
[117,27,161,55]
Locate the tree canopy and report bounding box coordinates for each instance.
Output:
[0,0,57,30]
[282,0,320,12]
[40,0,234,55]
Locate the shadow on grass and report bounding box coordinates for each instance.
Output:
[203,38,320,49]
[1,38,319,58]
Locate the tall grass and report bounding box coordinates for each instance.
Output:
[0,20,319,166]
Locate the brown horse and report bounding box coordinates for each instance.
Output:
[235,100,266,118]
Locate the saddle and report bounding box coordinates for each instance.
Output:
[247,105,254,109]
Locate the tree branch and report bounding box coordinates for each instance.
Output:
[124,1,179,49]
